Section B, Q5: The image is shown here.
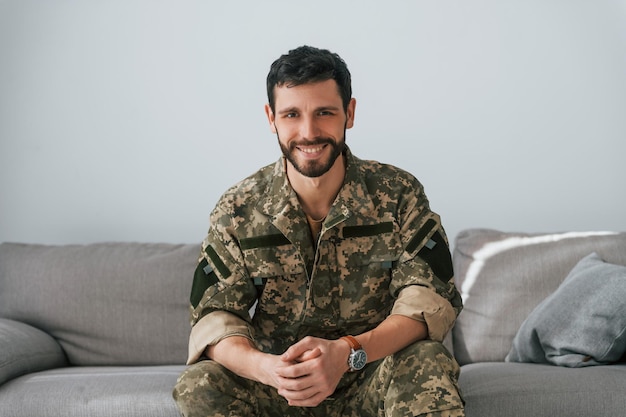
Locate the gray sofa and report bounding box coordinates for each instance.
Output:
[1,229,625,416]
[452,229,626,417]
[0,242,194,417]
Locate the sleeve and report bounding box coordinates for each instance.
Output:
[186,204,259,364]
[389,180,463,342]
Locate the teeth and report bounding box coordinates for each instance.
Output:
[299,146,324,153]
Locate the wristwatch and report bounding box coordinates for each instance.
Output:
[340,335,367,372]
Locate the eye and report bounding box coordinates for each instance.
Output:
[318,110,333,116]
[285,112,298,118]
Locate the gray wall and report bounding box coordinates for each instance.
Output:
[1,0,625,245]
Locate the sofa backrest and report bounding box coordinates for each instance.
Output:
[451,229,626,366]
[0,242,199,366]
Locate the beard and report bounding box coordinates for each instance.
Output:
[278,135,346,178]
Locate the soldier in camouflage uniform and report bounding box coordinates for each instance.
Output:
[173,45,465,416]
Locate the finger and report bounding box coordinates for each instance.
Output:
[275,360,310,379]
[283,390,326,408]
[295,347,322,362]
[276,373,314,392]
[281,338,315,362]
[277,381,317,401]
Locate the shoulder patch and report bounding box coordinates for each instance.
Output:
[417,231,454,281]
[190,258,218,308]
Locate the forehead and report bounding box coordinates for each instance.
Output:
[273,79,343,110]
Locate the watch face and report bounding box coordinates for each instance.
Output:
[350,350,367,370]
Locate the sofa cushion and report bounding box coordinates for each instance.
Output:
[506,253,626,367]
[0,318,68,385]
[0,242,199,366]
[0,365,184,417]
[452,229,626,365]
[459,362,626,417]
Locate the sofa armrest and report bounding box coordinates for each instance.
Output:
[0,318,68,385]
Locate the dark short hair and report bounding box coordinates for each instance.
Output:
[266,45,352,112]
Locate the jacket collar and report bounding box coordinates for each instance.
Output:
[257,145,377,228]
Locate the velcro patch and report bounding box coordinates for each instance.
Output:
[190,258,218,308]
[417,231,453,281]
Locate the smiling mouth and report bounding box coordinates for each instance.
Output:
[297,144,327,154]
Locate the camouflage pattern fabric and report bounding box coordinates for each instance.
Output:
[173,340,464,416]
[176,146,464,415]
[187,147,462,355]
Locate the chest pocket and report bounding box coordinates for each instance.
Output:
[337,221,402,269]
[333,221,402,329]
[240,234,307,318]
[240,234,305,278]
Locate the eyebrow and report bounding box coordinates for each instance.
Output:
[276,105,341,115]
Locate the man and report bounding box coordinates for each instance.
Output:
[174,45,464,417]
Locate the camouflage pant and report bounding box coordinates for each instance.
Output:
[173,340,464,417]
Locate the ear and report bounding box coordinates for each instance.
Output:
[264,104,277,133]
[345,98,356,129]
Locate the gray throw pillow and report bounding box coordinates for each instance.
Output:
[0,318,68,384]
[506,253,626,367]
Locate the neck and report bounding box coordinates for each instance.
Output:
[287,155,345,220]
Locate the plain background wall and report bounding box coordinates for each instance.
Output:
[1,0,625,246]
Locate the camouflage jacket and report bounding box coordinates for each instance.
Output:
[186,147,462,363]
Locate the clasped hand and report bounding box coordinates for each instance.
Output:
[262,336,350,407]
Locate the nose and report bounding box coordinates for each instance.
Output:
[299,116,321,141]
